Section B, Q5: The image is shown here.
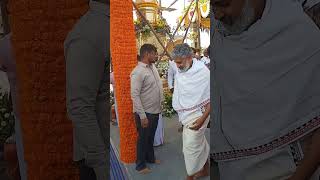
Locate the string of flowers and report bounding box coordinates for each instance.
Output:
[134,18,171,39]
[111,0,138,163]
[155,60,169,79]
[8,0,88,179]
[162,92,176,118]
[155,60,176,117]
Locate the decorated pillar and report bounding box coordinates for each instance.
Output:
[8,0,88,179]
[111,0,138,163]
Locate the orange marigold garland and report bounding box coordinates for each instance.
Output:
[110,0,138,163]
[8,0,88,179]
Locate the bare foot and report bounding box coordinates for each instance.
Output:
[194,170,209,179]
[154,159,161,164]
[186,175,194,180]
[138,167,151,174]
[147,159,161,164]
[153,143,163,147]
[194,160,210,179]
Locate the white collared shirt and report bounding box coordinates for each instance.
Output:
[167,60,178,89]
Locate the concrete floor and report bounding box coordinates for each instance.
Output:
[110,114,218,180]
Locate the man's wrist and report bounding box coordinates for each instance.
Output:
[138,112,147,120]
[200,116,207,123]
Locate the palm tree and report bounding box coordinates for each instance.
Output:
[8,0,88,179]
[110,0,138,163]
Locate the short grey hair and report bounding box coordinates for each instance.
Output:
[171,43,193,59]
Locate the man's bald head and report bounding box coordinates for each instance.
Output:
[213,0,265,36]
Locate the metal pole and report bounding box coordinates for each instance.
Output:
[166,0,195,44]
[196,0,201,50]
[182,0,198,42]
[159,0,195,60]
[159,0,162,16]
[168,0,179,9]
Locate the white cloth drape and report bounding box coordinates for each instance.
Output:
[153,113,164,146]
[183,115,210,176]
[172,60,210,125]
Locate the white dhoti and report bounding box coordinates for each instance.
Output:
[183,116,210,176]
[154,113,164,146]
[172,59,211,176]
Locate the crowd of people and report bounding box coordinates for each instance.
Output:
[110,42,211,179]
[1,0,320,179]
[123,43,210,180]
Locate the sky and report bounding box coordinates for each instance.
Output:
[133,0,210,49]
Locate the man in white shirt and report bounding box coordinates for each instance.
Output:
[200,48,210,68]
[167,60,177,94]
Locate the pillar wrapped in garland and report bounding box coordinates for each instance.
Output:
[8,0,88,179]
[111,0,138,163]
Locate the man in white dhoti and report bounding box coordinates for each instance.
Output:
[172,43,210,180]
[212,0,320,179]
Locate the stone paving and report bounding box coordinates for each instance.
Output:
[110,114,218,180]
